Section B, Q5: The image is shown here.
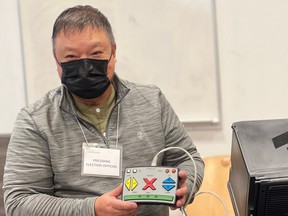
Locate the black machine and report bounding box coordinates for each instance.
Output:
[228,119,288,216]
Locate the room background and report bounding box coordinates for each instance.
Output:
[2,0,288,158]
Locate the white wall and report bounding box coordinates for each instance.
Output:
[3,0,288,158]
[193,0,288,157]
[0,0,26,134]
[20,0,220,124]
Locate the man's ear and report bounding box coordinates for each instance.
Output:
[53,52,63,79]
[112,43,117,62]
[53,51,61,66]
[56,62,63,79]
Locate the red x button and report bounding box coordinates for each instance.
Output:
[142,178,157,190]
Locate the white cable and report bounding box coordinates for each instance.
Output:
[180,206,187,216]
[193,191,228,216]
[151,147,228,216]
[151,146,197,214]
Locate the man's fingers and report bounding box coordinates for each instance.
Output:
[178,170,188,184]
[176,198,185,208]
[106,184,138,212]
[106,184,123,197]
[112,199,138,211]
[176,186,187,196]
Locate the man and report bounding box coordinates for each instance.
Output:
[3,5,204,216]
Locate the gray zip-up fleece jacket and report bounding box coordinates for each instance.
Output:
[3,75,204,216]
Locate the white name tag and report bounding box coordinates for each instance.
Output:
[81,143,122,178]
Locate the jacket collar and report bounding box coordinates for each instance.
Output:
[59,73,130,115]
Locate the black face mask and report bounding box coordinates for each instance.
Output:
[60,58,111,99]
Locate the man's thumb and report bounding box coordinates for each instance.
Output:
[107,184,123,197]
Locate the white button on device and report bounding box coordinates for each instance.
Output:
[96,108,101,113]
[133,169,137,173]
[127,169,131,173]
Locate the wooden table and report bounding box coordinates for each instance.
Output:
[186,155,235,216]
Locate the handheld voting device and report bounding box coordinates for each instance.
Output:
[122,166,179,205]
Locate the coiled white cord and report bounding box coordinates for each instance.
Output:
[151,147,228,216]
[192,191,228,216]
[151,147,197,209]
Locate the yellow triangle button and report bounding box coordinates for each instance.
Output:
[132,177,138,191]
[125,178,131,190]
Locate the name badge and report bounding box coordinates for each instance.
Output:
[81,143,122,178]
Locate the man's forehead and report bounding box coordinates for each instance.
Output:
[54,27,109,47]
[57,26,104,38]
[61,41,104,51]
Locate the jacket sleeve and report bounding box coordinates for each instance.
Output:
[3,109,96,216]
[159,91,205,202]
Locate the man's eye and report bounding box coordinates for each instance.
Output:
[92,51,102,56]
[65,55,76,59]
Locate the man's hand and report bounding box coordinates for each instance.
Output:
[170,170,188,210]
[94,184,138,216]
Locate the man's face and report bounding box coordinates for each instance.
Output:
[54,26,116,80]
